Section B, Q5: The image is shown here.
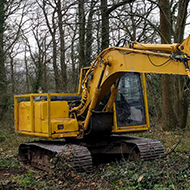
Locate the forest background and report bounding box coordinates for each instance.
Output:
[0,0,190,130]
[1,0,190,189]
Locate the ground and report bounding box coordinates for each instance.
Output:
[1,124,190,189]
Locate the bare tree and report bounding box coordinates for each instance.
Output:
[100,0,135,50]
[159,0,190,130]
[57,0,67,92]
[85,0,97,66]
[173,0,190,129]
[37,0,60,92]
[0,0,29,118]
[109,0,158,44]
[78,0,86,68]
[0,1,6,102]
[160,0,175,131]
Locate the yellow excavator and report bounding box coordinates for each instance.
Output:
[14,35,190,172]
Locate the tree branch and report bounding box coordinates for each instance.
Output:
[106,0,135,15]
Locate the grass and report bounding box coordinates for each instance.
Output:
[0,127,36,169]
[1,114,190,189]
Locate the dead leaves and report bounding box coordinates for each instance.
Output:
[137,176,144,182]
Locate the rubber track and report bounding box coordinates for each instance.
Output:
[120,135,165,160]
[18,141,93,173]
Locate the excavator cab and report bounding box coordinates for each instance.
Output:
[115,72,146,128]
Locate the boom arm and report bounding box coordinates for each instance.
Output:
[71,35,190,131]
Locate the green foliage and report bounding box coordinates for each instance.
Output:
[1,112,190,189]
[11,171,37,187]
[0,93,14,121]
[0,155,19,169]
[99,153,190,189]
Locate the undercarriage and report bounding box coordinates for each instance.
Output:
[18,135,164,173]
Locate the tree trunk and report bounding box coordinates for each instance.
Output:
[10,56,15,94]
[78,0,86,68]
[101,0,109,50]
[85,0,96,66]
[36,57,43,92]
[52,39,60,92]
[0,0,6,90]
[160,0,176,130]
[173,0,190,129]
[43,48,48,93]
[24,48,29,93]
[71,34,78,93]
[42,0,60,92]
[0,0,7,119]
[174,0,189,43]
[57,0,67,92]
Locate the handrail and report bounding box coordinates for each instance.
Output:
[14,93,71,137]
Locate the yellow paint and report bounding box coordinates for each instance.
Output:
[179,35,190,56]
[142,73,150,130]
[78,67,90,94]
[15,36,190,139]
[15,93,79,139]
[127,41,180,52]
[14,96,18,131]
[18,102,31,131]
[105,88,119,111]
[76,46,190,120]
[115,125,149,132]
[83,88,101,130]
[17,131,79,139]
[111,73,149,133]
[51,118,78,133]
